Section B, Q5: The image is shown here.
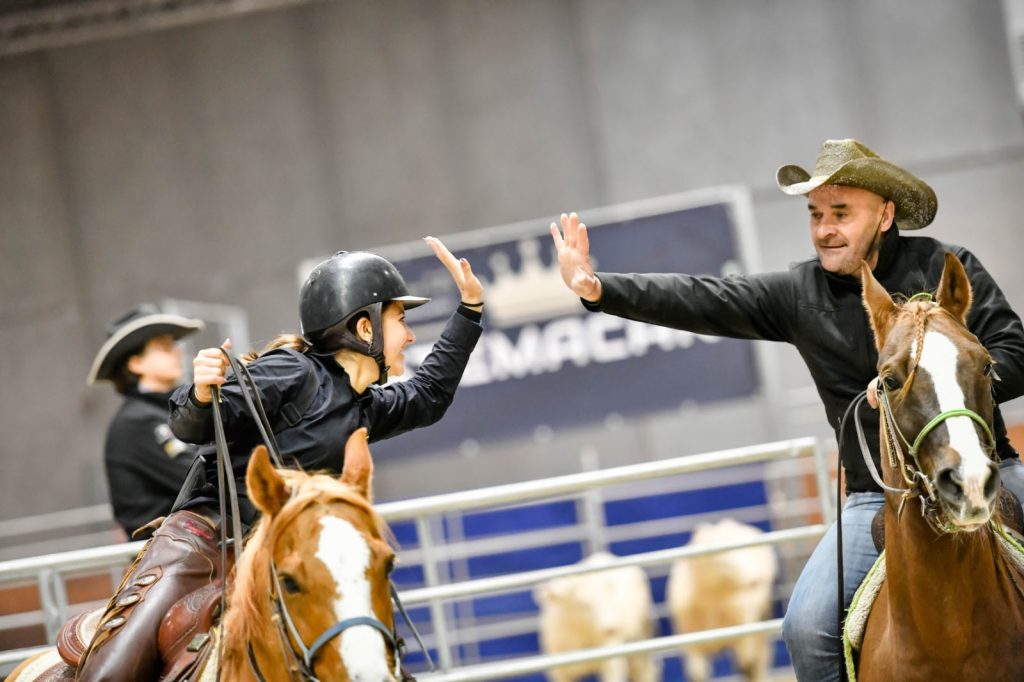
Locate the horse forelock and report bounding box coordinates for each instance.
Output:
[279,469,389,540]
[221,468,391,670]
[884,301,973,406]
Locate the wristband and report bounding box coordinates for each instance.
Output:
[457,304,483,323]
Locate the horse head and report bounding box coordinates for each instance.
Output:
[223,428,398,681]
[861,252,999,530]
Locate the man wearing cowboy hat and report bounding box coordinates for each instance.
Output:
[89,304,204,539]
[550,139,1024,681]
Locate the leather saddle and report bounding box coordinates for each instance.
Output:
[54,578,223,681]
[871,486,1024,552]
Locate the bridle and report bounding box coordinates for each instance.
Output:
[210,348,434,681]
[245,549,409,682]
[851,302,997,528]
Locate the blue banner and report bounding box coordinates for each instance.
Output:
[367,198,761,457]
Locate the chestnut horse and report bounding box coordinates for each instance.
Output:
[10,428,402,682]
[856,253,1024,680]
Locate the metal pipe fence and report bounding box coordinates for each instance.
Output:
[419,620,787,682]
[0,436,829,677]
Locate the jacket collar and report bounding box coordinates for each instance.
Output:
[127,387,176,406]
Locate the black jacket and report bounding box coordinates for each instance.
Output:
[105,389,198,534]
[588,228,1024,493]
[169,308,482,521]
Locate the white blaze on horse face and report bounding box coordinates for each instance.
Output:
[316,517,391,681]
[914,330,992,507]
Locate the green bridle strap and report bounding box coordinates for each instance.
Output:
[909,408,997,458]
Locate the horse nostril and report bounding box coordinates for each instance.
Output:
[984,462,1001,500]
[936,467,963,502]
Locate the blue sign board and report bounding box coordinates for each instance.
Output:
[355,195,761,458]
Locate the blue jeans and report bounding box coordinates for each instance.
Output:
[782,458,1024,681]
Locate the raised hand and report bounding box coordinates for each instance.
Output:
[192,338,232,404]
[550,212,602,302]
[424,236,484,306]
[866,376,879,409]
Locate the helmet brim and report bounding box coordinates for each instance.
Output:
[390,295,430,310]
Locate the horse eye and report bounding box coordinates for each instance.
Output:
[882,375,901,392]
[384,556,396,576]
[280,574,302,594]
[983,363,993,377]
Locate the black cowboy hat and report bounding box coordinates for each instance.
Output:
[88,304,204,385]
[777,139,938,230]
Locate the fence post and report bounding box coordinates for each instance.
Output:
[811,440,836,525]
[36,569,61,644]
[578,447,608,555]
[416,515,455,670]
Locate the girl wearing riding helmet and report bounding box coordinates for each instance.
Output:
[76,237,482,681]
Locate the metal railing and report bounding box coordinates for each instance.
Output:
[388,435,826,672]
[0,436,830,677]
[420,620,787,682]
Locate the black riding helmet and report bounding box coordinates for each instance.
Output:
[300,251,429,384]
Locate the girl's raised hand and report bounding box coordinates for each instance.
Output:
[424,236,484,306]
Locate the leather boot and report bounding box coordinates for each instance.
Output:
[76,510,223,682]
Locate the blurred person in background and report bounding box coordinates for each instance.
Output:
[88,304,203,540]
[550,138,1024,681]
[77,237,483,682]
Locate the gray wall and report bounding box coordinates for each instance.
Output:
[3,0,1024,520]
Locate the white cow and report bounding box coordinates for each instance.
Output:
[535,552,659,682]
[667,519,778,681]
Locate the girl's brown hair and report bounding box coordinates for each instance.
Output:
[241,334,311,364]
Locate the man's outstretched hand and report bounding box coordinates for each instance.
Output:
[550,212,602,303]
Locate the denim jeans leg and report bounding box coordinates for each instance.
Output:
[782,492,884,682]
[999,457,1024,509]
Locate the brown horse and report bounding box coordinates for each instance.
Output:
[9,428,401,682]
[857,253,1024,681]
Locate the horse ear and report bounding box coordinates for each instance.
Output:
[936,252,972,324]
[247,445,288,517]
[341,428,374,502]
[861,260,897,351]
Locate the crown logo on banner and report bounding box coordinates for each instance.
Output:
[484,238,586,328]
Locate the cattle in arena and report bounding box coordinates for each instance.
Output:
[666,518,778,681]
[534,551,658,682]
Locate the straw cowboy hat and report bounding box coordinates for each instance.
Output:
[88,304,204,385]
[776,139,937,230]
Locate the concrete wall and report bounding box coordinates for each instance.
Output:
[2,0,1023,520]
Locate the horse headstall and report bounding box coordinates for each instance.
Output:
[872,320,998,532]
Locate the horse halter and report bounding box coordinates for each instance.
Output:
[854,304,997,527]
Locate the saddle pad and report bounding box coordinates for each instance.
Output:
[194,626,219,682]
[841,551,886,679]
[13,647,75,681]
[996,525,1024,573]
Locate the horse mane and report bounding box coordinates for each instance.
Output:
[220,468,391,664]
